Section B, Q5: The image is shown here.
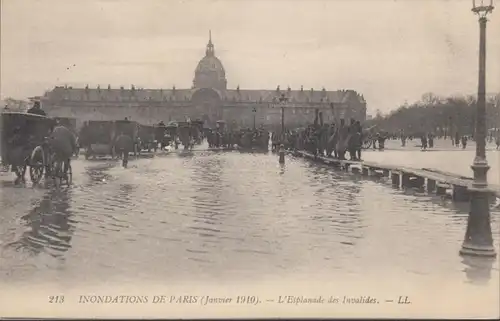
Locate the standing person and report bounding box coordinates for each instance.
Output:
[49,120,78,177]
[336,119,348,160]
[377,132,386,150]
[114,131,133,168]
[455,132,460,147]
[461,135,468,149]
[348,123,362,161]
[428,133,434,148]
[156,120,167,150]
[355,121,363,160]
[421,133,428,150]
[401,130,406,147]
[347,126,356,160]
[26,101,47,116]
[326,124,336,158]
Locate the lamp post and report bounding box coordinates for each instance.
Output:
[278,94,288,141]
[252,107,257,129]
[460,0,496,258]
[274,94,289,164]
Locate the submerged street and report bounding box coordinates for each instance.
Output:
[0,143,499,297]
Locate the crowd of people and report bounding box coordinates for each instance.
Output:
[279,117,366,161]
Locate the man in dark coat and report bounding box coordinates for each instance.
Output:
[49,120,77,176]
[26,101,46,116]
[336,119,349,160]
[114,131,133,167]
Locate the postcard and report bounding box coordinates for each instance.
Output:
[0,0,499,319]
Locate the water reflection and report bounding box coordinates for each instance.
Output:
[85,165,114,185]
[461,256,496,285]
[0,151,498,293]
[279,163,286,175]
[306,163,364,246]
[7,188,74,257]
[118,183,135,204]
[191,155,226,226]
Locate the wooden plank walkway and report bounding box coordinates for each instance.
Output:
[292,150,500,202]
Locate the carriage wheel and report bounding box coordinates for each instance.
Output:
[363,139,372,149]
[29,165,44,184]
[29,146,45,184]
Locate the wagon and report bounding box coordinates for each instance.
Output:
[0,111,55,184]
[137,124,157,152]
[80,120,115,159]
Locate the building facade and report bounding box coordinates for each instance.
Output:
[40,33,367,130]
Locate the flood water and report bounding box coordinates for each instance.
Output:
[0,147,498,318]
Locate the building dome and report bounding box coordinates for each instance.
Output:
[193,31,227,90]
[195,55,225,77]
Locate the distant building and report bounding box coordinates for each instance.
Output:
[40,32,367,129]
[2,98,30,111]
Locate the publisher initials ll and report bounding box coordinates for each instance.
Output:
[397,296,410,304]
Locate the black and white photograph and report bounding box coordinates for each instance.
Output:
[0,0,499,319]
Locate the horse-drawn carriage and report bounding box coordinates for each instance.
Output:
[1,111,72,185]
[80,120,115,159]
[137,124,157,152]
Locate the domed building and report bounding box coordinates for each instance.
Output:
[193,31,227,91]
[40,32,367,129]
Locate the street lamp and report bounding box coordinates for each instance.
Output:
[278,93,288,142]
[252,107,257,129]
[460,0,496,258]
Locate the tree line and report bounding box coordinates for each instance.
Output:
[366,93,500,136]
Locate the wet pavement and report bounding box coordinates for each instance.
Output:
[0,145,499,317]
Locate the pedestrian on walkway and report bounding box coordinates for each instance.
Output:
[377,132,386,150]
[421,133,428,150]
[428,133,434,148]
[336,119,349,160]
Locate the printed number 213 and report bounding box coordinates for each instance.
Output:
[49,296,65,304]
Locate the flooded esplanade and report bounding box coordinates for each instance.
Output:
[1,139,499,309]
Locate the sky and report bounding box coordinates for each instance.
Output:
[1,0,499,113]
